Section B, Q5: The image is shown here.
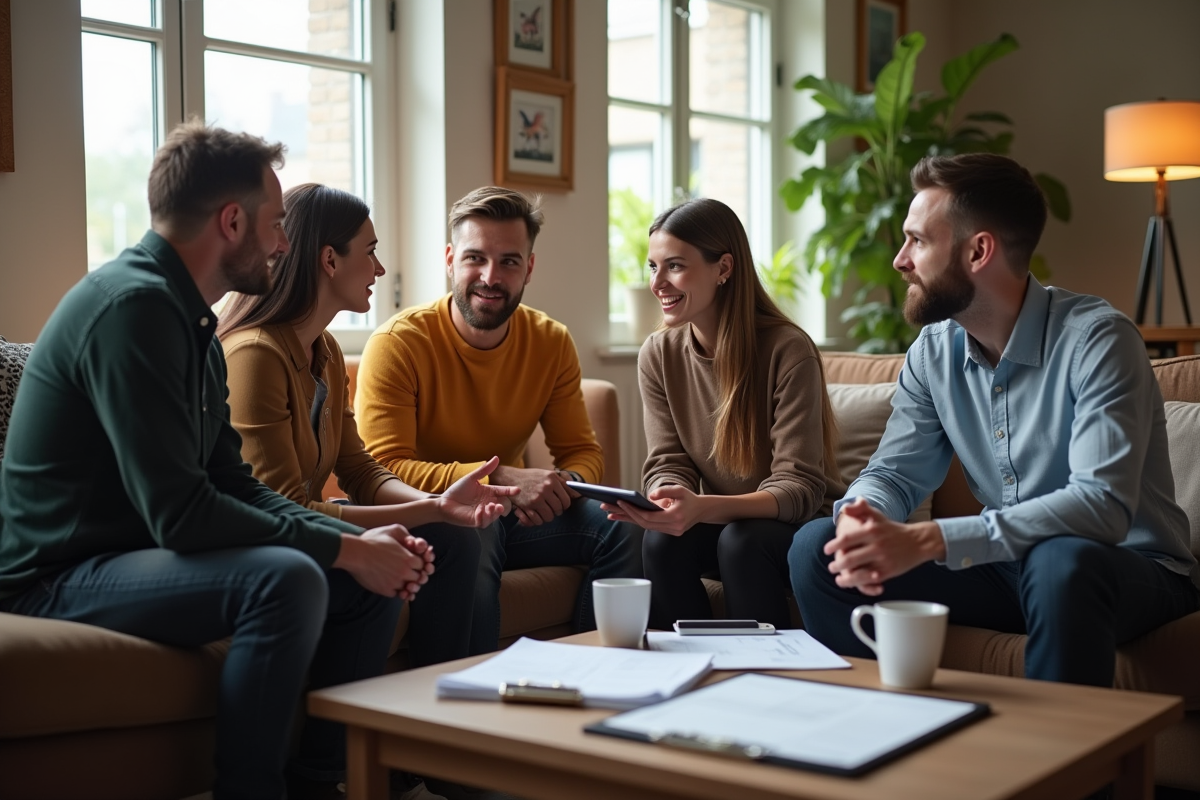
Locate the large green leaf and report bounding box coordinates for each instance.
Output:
[789,114,880,154]
[779,166,827,211]
[1035,173,1072,222]
[874,32,926,142]
[794,75,858,115]
[940,33,1019,102]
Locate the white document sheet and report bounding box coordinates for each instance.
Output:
[595,673,986,773]
[435,637,713,710]
[645,630,850,670]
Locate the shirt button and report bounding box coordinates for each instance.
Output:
[199,317,209,327]
[961,557,974,568]
[1004,475,1014,485]
[202,404,207,412]
[995,429,1005,439]
[994,386,1003,393]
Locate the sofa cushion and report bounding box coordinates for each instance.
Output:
[0,336,34,461]
[0,613,226,738]
[1153,355,1200,403]
[828,383,932,522]
[499,566,584,638]
[1165,401,1200,566]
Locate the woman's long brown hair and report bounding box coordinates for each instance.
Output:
[649,198,838,479]
[217,183,370,338]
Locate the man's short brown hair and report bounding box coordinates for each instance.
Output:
[447,186,544,249]
[910,153,1047,270]
[148,120,286,239]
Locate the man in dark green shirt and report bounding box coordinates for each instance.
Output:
[0,123,432,800]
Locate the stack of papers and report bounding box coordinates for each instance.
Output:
[435,637,713,710]
[645,630,850,670]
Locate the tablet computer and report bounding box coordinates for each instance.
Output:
[565,481,662,512]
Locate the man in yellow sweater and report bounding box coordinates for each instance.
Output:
[357,186,641,653]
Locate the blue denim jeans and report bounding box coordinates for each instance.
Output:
[788,517,1200,686]
[0,546,402,800]
[469,497,642,654]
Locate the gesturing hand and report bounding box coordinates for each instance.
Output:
[602,485,706,536]
[490,465,574,527]
[825,498,946,596]
[333,526,432,600]
[438,456,520,528]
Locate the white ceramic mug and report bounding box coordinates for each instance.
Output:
[851,601,949,689]
[593,578,651,648]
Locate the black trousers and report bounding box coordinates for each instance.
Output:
[642,518,803,631]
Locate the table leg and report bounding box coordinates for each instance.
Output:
[345,726,388,800]
[1112,740,1153,800]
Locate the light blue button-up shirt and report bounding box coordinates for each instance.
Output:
[836,276,1195,577]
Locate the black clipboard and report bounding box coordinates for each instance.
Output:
[584,673,990,777]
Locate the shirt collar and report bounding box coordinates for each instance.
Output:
[961,275,1049,371]
[137,230,218,343]
[274,323,329,376]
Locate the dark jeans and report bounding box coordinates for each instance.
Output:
[402,522,482,667]
[0,546,400,800]
[643,519,799,631]
[470,497,642,654]
[788,517,1200,686]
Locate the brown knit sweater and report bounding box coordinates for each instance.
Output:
[638,322,844,524]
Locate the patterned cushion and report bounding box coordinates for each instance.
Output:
[0,336,34,462]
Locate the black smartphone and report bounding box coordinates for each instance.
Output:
[564,481,662,512]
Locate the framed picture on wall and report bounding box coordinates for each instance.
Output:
[494,0,570,79]
[494,67,574,192]
[857,0,907,93]
[0,0,14,172]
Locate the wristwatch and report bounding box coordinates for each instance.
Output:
[557,469,583,483]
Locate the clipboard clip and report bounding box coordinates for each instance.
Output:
[499,679,584,707]
[650,731,770,760]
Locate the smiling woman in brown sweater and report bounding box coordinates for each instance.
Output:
[605,198,844,630]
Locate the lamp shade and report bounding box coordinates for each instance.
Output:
[1104,100,1200,182]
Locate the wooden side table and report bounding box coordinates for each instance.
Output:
[1138,325,1200,358]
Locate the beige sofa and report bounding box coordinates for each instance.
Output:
[0,344,620,800]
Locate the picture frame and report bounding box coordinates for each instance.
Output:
[494,67,574,192]
[494,0,570,79]
[856,0,907,93]
[0,0,13,172]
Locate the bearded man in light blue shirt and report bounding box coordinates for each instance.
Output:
[788,153,1199,687]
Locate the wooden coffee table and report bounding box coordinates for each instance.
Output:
[308,632,1181,800]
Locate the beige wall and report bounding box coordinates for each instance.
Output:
[947,0,1200,322]
[0,0,87,343]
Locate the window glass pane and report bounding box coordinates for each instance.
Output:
[690,0,760,119]
[204,0,364,60]
[206,52,370,328]
[689,116,750,228]
[80,0,154,27]
[609,105,666,317]
[608,0,663,104]
[82,33,156,271]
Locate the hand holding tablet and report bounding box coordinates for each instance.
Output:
[564,481,663,512]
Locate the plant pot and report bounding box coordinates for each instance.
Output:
[625,284,663,342]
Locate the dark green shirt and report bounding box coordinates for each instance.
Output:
[0,231,356,598]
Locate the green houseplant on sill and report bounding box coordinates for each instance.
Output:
[609,187,663,342]
[781,32,1071,353]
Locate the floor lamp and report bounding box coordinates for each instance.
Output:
[1104,100,1200,325]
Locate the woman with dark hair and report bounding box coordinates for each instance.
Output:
[604,198,844,631]
[220,183,515,670]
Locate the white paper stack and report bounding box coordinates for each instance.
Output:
[436,637,714,710]
[645,630,851,670]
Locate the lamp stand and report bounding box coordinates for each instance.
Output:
[1134,169,1193,325]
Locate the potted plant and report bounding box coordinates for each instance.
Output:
[609,187,663,342]
[781,32,1071,353]
[757,241,804,318]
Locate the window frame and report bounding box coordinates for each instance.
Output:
[607,0,778,317]
[80,0,396,354]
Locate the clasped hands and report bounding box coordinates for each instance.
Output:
[826,498,947,596]
[336,525,436,600]
[489,465,581,526]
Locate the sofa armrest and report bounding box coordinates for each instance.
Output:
[524,378,621,487]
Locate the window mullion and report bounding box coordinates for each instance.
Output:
[159,0,183,135]
[670,0,690,201]
[180,0,205,121]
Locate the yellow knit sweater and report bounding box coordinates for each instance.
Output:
[356,295,604,492]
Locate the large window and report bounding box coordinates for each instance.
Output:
[80,0,390,339]
[607,0,774,319]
